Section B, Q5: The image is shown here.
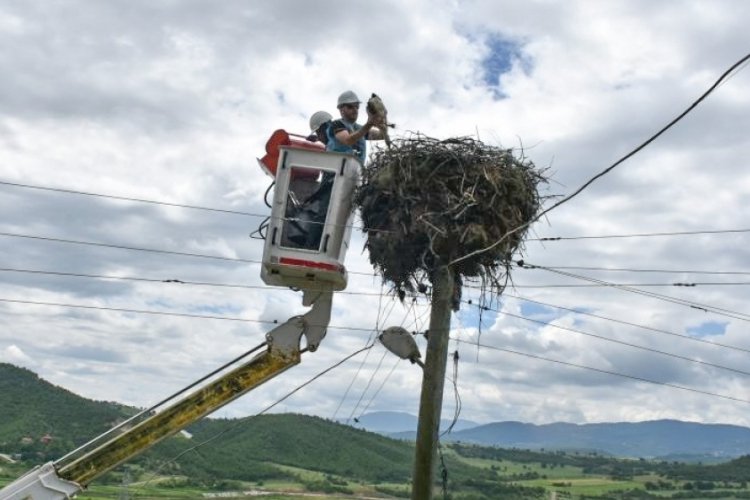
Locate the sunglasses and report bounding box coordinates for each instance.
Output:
[342,103,360,110]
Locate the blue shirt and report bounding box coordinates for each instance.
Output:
[326,119,366,163]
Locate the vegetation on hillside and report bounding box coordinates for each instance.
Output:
[0,363,133,460]
[3,362,750,499]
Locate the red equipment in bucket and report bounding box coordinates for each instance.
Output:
[257,130,360,291]
[258,129,324,178]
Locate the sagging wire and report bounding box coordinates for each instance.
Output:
[440,350,462,437]
[249,182,275,240]
[132,341,376,494]
[355,302,433,422]
[347,345,390,425]
[331,284,392,421]
[346,297,420,425]
[449,51,750,268]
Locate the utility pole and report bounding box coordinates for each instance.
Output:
[412,264,454,500]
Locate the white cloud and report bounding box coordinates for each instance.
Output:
[0,344,33,365]
[1,0,750,437]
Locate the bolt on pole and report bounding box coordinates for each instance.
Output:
[411,264,454,500]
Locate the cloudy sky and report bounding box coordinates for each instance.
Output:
[1,0,750,434]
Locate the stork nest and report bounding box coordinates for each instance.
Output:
[355,134,547,308]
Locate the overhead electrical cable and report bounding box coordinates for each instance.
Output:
[0,297,375,333]
[520,262,750,322]
[356,303,432,422]
[0,231,378,277]
[520,265,750,276]
[529,228,750,241]
[497,281,750,288]
[135,341,376,493]
[6,173,749,240]
[449,337,750,405]
[490,307,750,378]
[503,293,750,354]
[450,52,750,267]
[0,179,394,234]
[346,343,390,425]
[0,179,269,218]
[332,289,395,421]
[346,298,419,425]
[8,230,750,285]
[0,266,400,298]
[56,340,268,466]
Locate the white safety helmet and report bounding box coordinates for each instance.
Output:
[337,90,360,108]
[309,110,332,132]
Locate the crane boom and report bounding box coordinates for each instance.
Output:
[1,134,360,500]
[0,289,333,500]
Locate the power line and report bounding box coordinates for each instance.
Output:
[502,293,750,354]
[520,265,750,276]
[450,51,750,267]
[0,266,393,298]
[346,299,421,425]
[331,287,394,421]
[462,295,750,376]
[357,357,402,422]
[355,303,432,422]
[57,340,268,466]
[0,297,374,333]
[0,231,378,277]
[8,175,750,244]
[489,307,750,378]
[450,337,750,405]
[0,179,269,218]
[529,228,750,242]
[535,52,750,219]
[347,348,389,425]
[135,341,375,493]
[0,178,394,234]
[519,262,750,323]
[0,231,262,263]
[503,282,750,288]
[9,229,750,287]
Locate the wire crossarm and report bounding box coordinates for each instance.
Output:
[0,290,333,500]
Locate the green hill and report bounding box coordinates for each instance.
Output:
[0,363,133,459]
[0,363,419,480]
[172,414,416,482]
[0,363,497,493]
[12,362,750,499]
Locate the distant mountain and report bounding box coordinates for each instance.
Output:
[437,420,750,459]
[4,362,750,467]
[0,363,484,486]
[343,410,478,434]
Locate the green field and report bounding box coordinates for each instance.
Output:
[5,450,750,499]
[3,363,750,499]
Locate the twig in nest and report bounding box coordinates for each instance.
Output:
[355,133,549,309]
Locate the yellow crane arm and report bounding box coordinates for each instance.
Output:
[0,289,332,500]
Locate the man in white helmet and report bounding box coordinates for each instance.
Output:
[307,110,332,145]
[326,90,383,163]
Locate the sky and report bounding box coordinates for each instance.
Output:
[1,0,750,433]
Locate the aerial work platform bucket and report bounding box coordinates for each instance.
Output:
[261,143,360,291]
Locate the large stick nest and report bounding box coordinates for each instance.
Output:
[355,134,548,308]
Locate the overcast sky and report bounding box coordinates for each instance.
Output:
[1,0,750,432]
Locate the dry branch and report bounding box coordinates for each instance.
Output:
[356,134,548,309]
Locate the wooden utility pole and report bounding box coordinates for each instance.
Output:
[411,264,454,500]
